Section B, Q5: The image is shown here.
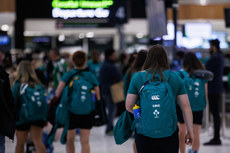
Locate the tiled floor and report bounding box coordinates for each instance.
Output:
[5,126,230,153]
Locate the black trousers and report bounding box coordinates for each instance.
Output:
[135,129,179,153]
[208,93,221,140]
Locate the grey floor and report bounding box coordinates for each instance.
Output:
[5,125,230,153]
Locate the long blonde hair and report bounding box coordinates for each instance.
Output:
[15,60,40,86]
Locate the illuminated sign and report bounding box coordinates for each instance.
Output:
[0,36,10,45]
[20,0,128,27]
[52,0,115,19]
[52,0,114,9]
[52,8,110,19]
[51,0,127,26]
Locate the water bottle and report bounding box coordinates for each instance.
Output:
[91,90,96,102]
[133,104,141,134]
[188,146,197,153]
[188,146,192,153]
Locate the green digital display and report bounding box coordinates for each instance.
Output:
[51,0,127,24]
[52,0,114,9]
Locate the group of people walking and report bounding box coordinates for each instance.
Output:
[0,38,224,153]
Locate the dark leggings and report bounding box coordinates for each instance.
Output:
[135,129,179,153]
[208,94,221,140]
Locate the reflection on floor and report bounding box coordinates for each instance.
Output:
[5,126,230,153]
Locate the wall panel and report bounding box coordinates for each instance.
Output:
[168,4,230,19]
[0,0,15,12]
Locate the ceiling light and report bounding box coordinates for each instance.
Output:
[136,33,144,39]
[79,33,85,39]
[58,35,65,42]
[86,32,94,38]
[1,24,9,31]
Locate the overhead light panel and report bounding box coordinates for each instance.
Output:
[136,33,144,39]
[86,32,94,38]
[1,24,9,31]
[79,33,85,39]
[58,34,65,41]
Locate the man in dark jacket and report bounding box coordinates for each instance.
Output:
[0,50,15,153]
[204,39,224,145]
[100,49,122,135]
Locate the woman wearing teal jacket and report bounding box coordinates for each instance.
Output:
[126,45,193,153]
[123,50,147,99]
[123,50,147,153]
[12,61,46,153]
[176,52,208,153]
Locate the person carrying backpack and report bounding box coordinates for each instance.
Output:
[55,51,100,153]
[12,60,47,153]
[123,50,148,100]
[176,52,208,153]
[123,50,147,153]
[126,45,193,153]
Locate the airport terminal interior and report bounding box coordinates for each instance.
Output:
[1,0,230,153]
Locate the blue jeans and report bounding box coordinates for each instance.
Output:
[0,134,5,153]
[102,94,117,133]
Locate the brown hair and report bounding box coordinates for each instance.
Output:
[72,51,87,68]
[15,60,40,86]
[143,45,170,81]
[127,50,147,84]
[91,50,100,64]
[49,48,60,56]
[183,52,205,75]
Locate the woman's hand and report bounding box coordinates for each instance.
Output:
[185,131,194,146]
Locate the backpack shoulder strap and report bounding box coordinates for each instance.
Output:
[65,70,84,87]
[18,83,29,106]
[20,83,29,95]
[179,70,189,79]
[165,71,176,101]
[159,70,175,101]
[163,70,171,81]
[137,72,149,105]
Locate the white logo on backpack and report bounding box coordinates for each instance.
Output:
[194,81,200,86]
[81,95,86,102]
[81,85,88,90]
[153,109,160,118]
[151,95,160,100]
[152,104,160,108]
[34,92,40,96]
[31,96,35,102]
[37,101,42,107]
[194,91,199,97]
